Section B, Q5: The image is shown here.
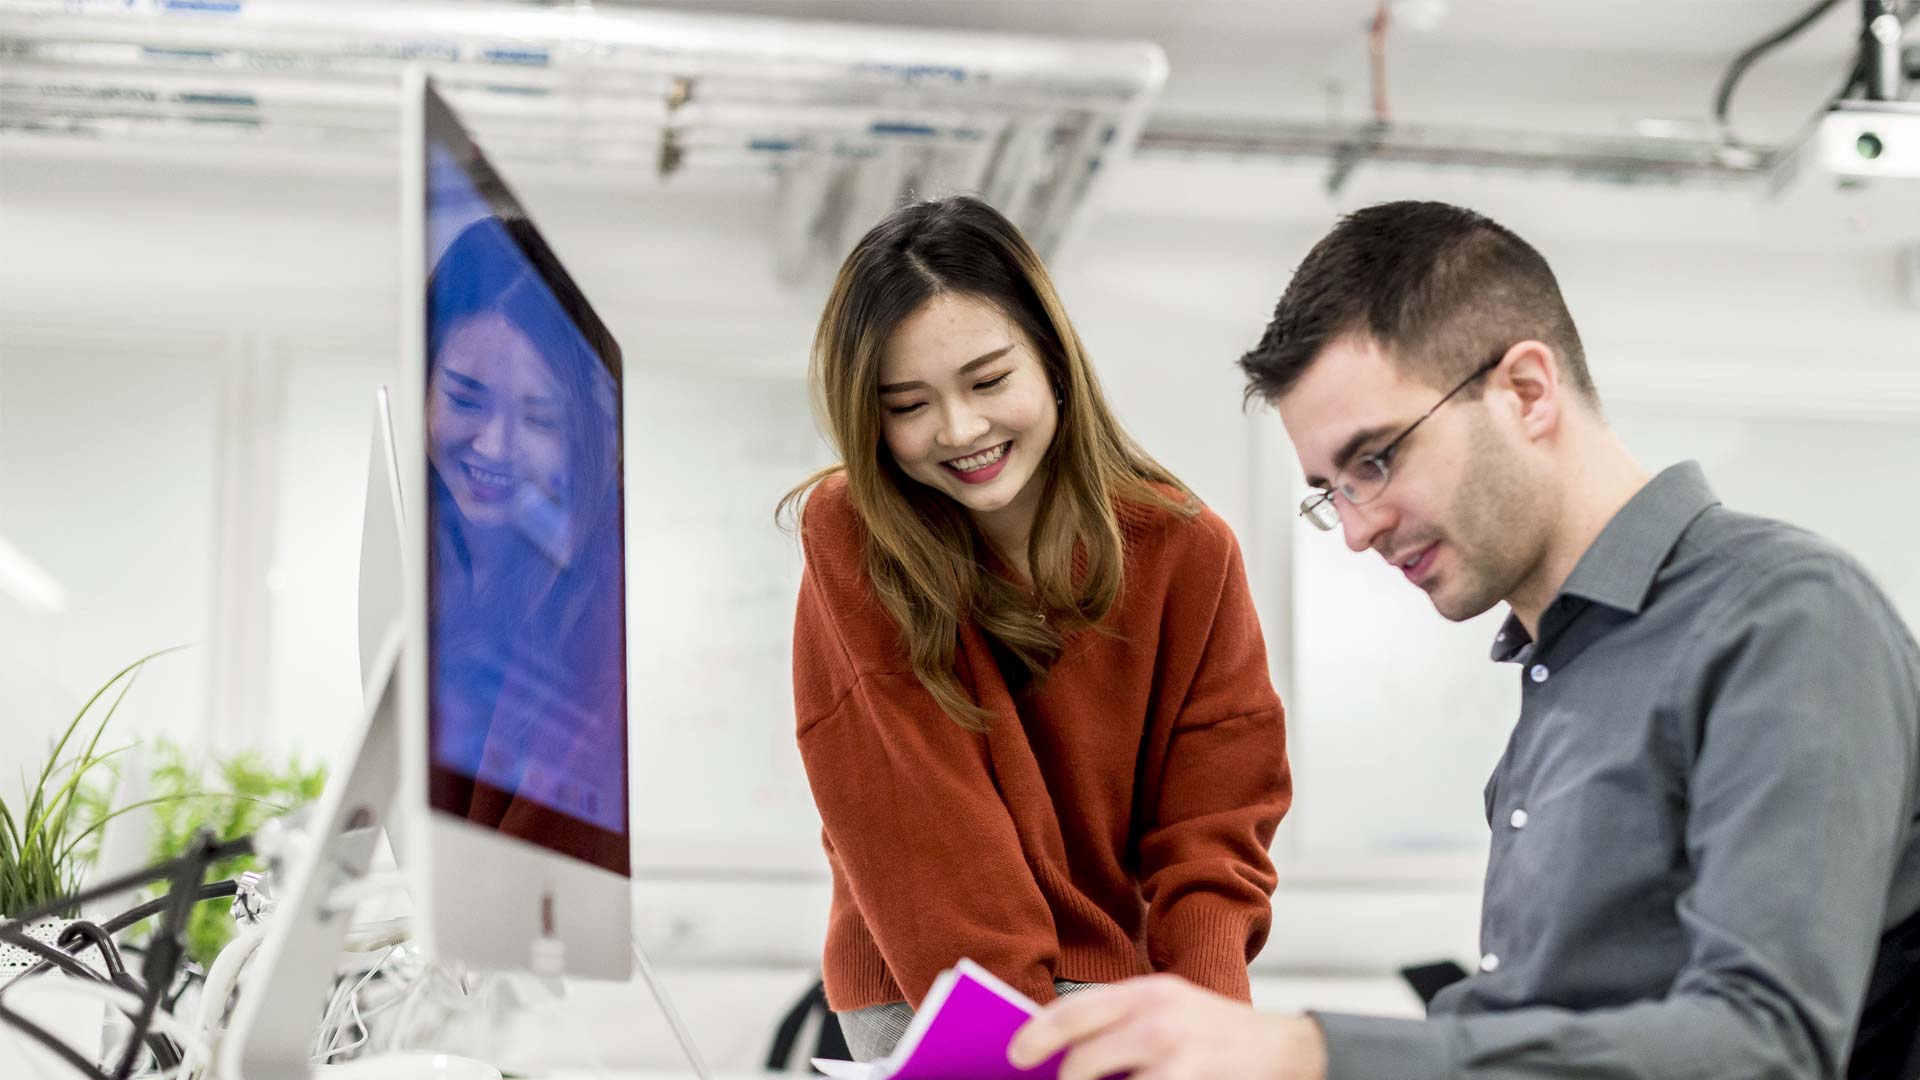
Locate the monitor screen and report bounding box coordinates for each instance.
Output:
[419,85,629,877]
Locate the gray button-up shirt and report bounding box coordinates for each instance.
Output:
[1316,462,1920,1078]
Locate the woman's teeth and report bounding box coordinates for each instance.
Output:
[947,442,1008,471]
[464,462,514,488]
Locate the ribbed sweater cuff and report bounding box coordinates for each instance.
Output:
[1054,945,1153,989]
[823,932,902,1012]
[1152,896,1259,1001]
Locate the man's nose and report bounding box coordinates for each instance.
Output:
[1339,496,1395,555]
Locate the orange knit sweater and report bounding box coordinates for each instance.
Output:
[792,474,1292,1012]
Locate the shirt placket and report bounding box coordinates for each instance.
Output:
[1480,598,1592,982]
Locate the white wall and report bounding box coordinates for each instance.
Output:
[4,133,1918,1067]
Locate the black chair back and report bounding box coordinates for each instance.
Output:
[1848,904,1920,1080]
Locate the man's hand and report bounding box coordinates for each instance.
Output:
[1006,973,1328,1080]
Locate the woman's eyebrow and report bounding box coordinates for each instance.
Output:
[879,344,1015,394]
[443,369,488,392]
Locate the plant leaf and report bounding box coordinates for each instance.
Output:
[4,646,186,916]
[25,646,183,837]
[42,656,151,842]
[29,742,136,857]
[58,791,288,865]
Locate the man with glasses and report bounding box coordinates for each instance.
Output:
[1010,201,1920,1078]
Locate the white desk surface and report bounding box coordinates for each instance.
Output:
[534,1072,778,1079]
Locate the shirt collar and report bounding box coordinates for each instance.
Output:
[1489,461,1720,662]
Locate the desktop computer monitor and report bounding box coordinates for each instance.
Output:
[397,71,633,982]
[222,70,637,1079]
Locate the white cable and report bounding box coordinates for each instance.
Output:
[316,946,398,1063]
[185,905,407,1071]
[316,976,352,1057]
[381,958,447,1053]
[310,965,359,1061]
[314,946,397,1063]
[629,935,714,1080]
[193,922,266,1038]
[4,973,212,1068]
[310,945,398,1063]
[344,973,412,1026]
[332,984,371,1061]
[311,977,355,1060]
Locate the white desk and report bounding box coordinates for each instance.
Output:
[535,1072,776,1079]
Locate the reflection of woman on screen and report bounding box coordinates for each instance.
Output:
[424,216,625,836]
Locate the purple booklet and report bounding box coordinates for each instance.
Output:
[811,958,1067,1080]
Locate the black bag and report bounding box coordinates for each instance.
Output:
[767,977,852,1074]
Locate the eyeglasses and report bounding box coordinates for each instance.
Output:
[1298,352,1505,532]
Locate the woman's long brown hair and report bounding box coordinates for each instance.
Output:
[780,195,1193,728]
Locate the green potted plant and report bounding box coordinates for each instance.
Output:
[1,652,171,959]
[0,650,179,1071]
[0,649,319,969]
[1,650,329,1071]
[139,739,326,967]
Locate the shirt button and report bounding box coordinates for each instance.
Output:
[1510,808,1529,830]
[1479,953,1501,973]
[1529,664,1550,683]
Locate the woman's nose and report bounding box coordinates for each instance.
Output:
[471,411,511,459]
[936,402,989,449]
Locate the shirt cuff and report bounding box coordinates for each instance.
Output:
[1311,1011,1453,1080]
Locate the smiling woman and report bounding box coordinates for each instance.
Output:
[777,195,1294,1062]
[781,195,1197,727]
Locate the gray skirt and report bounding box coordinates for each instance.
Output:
[835,979,1102,1063]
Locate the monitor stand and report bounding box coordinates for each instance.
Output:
[217,627,502,1080]
[215,395,711,1079]
[219,608,713,1080]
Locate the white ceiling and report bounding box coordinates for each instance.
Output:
[617,0,1858,58]
[622,0,1876,144]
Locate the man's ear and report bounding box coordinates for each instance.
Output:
[1498,340,1562,443]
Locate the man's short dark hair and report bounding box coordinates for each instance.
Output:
[1239,201,1597,407]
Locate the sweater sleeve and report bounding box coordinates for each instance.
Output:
[1137,517,1291,1001]
[792,492,1061,1009]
